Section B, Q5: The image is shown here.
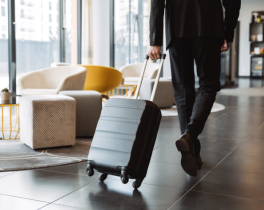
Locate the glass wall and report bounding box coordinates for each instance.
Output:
[1,0,87,97]
[64,0,78,64]
[15,0,60,94]
[0,0,9,91]
[114,0,150,69]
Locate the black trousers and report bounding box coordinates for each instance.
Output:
[169,37,223,139]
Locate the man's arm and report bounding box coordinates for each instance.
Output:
[149,0,165,60]
[222,0,241,43]
[150,0,165,46]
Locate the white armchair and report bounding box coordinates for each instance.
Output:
[51,62,71,67]
[119,62,160,85]
[18,66,87,96]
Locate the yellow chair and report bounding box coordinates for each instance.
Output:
[80,65,123,93]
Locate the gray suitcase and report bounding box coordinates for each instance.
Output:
[86,54,166,189]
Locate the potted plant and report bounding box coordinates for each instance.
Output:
[1,88,11,104]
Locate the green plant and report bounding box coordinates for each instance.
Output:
[1,88,9,92]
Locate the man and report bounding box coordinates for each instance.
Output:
[148,0,241,176]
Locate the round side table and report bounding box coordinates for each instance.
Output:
[0,104,20,140]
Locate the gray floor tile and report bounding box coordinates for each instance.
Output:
[40,204,86,210]
[143,162,204,190]
[0,170,96,203]
[215,95,249,107]
[55,179,186,210]
[151,142,228,171]
[0,194,47,210]
[234,138,264,158]
[0,171,15,178]
[193,169,264,201]
[215,151,264,175]
[169,190,264,210]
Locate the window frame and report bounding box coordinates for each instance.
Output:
[6,0,82,102]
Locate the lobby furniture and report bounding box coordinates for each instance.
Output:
[0,103,20,140]
[119,62,159,85]
[140,78,175,108]
[59,91,102,137]
[51,62,71,67]
[114,62,160,98]
[20,95,76,149]
[80,65,123,93]
[18,66,87,96]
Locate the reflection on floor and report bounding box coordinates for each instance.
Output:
[1,86,264,209]
[236,77,264,88]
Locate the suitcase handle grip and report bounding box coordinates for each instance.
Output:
[134,53,166,102]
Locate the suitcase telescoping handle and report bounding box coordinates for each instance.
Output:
[134,53,166,102]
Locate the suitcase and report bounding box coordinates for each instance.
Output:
[86,53,166,189]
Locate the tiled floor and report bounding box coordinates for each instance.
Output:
[1,88,264,209]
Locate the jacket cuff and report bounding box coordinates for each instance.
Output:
[150,32,163,46]
[224,30,234,43]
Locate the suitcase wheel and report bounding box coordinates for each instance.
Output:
[98,173,108,182]
[121,175,129,184]
[121,167,129,184]
[132,179,142,189]
[86,164,94,177]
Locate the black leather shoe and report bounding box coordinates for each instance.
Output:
[194,139,203,166]
[175,133,197,176]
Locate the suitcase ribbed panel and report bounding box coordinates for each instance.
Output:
[88,98,161,178]
[88,98,147,171]
[88,147,131,169]
[93,130,136,141]
[96,119,140,135]
[91,136,134,153]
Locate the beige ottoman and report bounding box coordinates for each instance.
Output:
[59,91,102,137]
[140,78,175,108]
[20,95,76,149]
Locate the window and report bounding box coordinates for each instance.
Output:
[64,0,78,63]
[21,9,24,18]
[114,0,150,69]
[27,1,33,7]
[0,0,8,91]
[15,0,60,94]
[1,6,5,16]
[2,0,81,97]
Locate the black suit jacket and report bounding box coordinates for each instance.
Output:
[150,0,241,49]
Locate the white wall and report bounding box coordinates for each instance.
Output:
[92,0,110,66]
[239,0,264,76]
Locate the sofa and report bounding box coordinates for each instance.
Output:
[18,66,87,96]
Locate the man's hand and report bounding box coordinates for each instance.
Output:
[221,40,230,52]
[148,46,161,60]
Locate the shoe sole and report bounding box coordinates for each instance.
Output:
[176,139,197,177]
